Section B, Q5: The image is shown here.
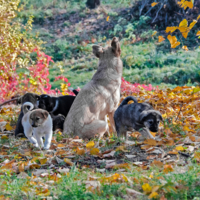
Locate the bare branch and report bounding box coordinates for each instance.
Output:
[0,98,19,108]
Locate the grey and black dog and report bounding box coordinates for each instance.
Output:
[114,96,163,140]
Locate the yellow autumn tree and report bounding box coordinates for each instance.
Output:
[0,0,43,102]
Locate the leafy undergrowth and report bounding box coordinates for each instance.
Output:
[1,85,200,199]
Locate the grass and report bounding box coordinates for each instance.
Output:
[16,0,200,89]
[1,161,200,199]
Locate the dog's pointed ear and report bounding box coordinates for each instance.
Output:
[92,45,103,58]
[42,111,49,119]
[139,110,149,122]
[17,96,23,104]
[111,37,121,57]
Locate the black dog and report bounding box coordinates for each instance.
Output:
[15,93,40,137]
[38,90,78,117]
[114,96,163,140]
[86,0,100,9]
[51,114,65,131]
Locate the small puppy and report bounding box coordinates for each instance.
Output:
[38,90,78,117]
[15,93,40,137]
[22,102,52,150]
[114,96,162,140]
[86,0,101,9]
[51,114,65,131]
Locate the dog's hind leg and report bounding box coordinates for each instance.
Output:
[81,119,108,147]
[108,111,116,133]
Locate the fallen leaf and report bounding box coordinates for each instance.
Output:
[86,141,95,149]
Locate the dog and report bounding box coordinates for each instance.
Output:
[86,0,101,9]
[22,102,52,150]
[63,37,123,140]
[51,114,65,131]
[114,96,163,140]
[38,89,78,117]
[15,93,40,137]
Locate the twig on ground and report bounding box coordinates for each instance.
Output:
[175,103,184,122]
[0,98,19,108]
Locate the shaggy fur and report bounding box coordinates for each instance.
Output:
[63,37,123,139]
[15,93,40,137]
[114,96,163,139]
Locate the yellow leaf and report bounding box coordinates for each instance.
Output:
[193,87,200,93]
[197,15,200,20]
[1,135,8,139]
[76,147,85,155]
[158,36,165,42]
[151,2,159,7]
[38,158,47,165]
[57,144,65,148]
[165,27,177,33]
[189,20,197,30]
[5,123,13,131]
[142,183,152,194]
[175,146,184,151]
[179,19,188,28]
[182,45,188,51]
[167,35,180,48]
[185,1,193,8]
[106,16,110,21]
[143,138,157,146]
[196,31,200,36]
[64,158,73,166]
[163,164,174,173]
[18,162,24,172]
[148,192,159,199]
[90,148,100,155]
[182,31,189,39]
[183,125,190,131]
[152,31,157,37]
[86,141,95,149]
[115,146,128,152]
[178,27,188,33]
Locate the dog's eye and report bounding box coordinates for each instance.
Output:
[149,121,153,125]
[36,117,40,121]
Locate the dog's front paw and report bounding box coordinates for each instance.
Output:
[43,145,50,150]
[34,143,39,148]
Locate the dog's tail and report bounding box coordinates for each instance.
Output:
[22,102,34,114]
[119,96,137,107]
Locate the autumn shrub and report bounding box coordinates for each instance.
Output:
[0,0,73,103]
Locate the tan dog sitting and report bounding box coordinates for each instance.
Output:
[63,37,123,140]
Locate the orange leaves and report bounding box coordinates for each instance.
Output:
[106,16,110,21]
[178,0,193,10]
[151,2,159,7]
[76,147,85,155]
[167,35,180,48]
[182,45,188,51]
[158,36,165,43]
[196,31,200,36]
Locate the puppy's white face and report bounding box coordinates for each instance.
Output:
[29,110,49,128]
